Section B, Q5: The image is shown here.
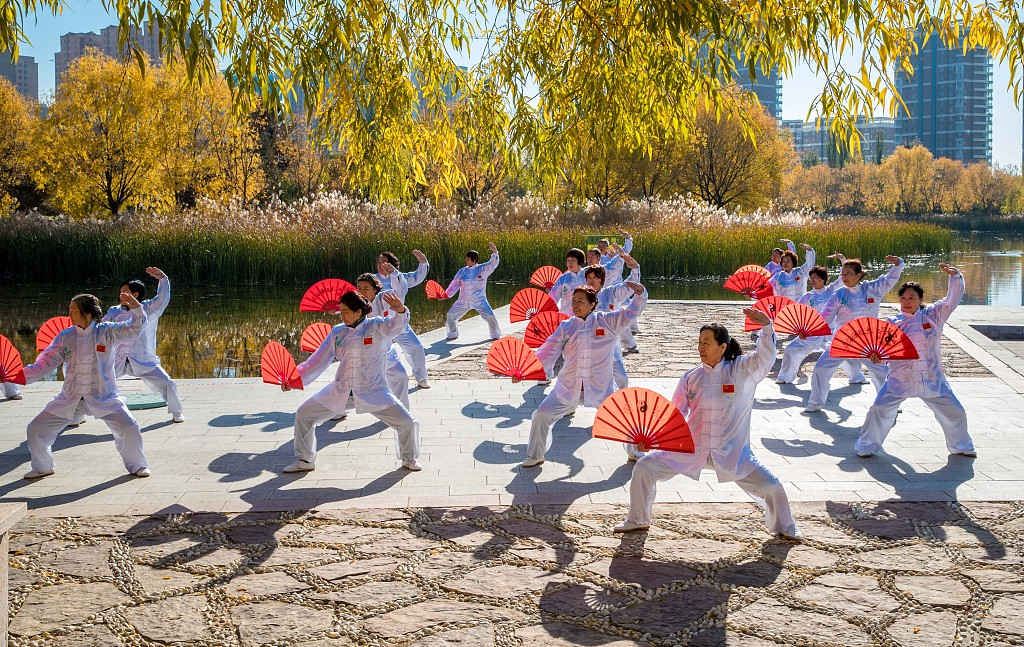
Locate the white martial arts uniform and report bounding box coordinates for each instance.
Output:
[445,252,501,340]
[292,309,419,465]
[769,247,815,302]
[855,272,974,456]
[102,276,183,416]
[526,289,647,462]
[22,310,149,474]
[599,235,633,285]
[806,259,906,408]
[548,269,586,316]
[377,261,429,382]
[776,279,860,383]
[623,323,797,536]
[601,266,642,351]
[368,288,411,409]
[765,240,797,276]
[3,382,20,399]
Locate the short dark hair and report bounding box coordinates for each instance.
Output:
[597,238,610,247]
[771,247,784,256]
[72,294,103,321]
[379,251,399,269]
[356,272,382,294]
[566,248,585,265]
[573,286,598,304]
[122,280,146,300]
[339,290,372,315]
[898,282,924,298]
[584,265,606,285]
[466,250,480,263]
[808,265,828,282]
[700,323,744,361]
[781,250,798,266]
[842,258,865,276]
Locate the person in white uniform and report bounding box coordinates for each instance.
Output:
[281,290,421,473]
[548,248,587,315]
[765,239,797,275]
[803,255,906,412]
[20,292,151,479]
[375,250,430,388]
[614,310,798,538]
[356,272,411,409]
[585,257,641,358]
[854,265,976,458]
[520,282,647,468]
[597,232,633,285]
[769,244,815,302]
[102,267,184,423]
[445,243,501,341]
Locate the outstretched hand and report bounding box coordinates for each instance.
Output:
[625,281,644,296]
[939,263,960,276]
[744,307,771,327]
[799,243,813,251]
[146,266,166,280]
[381,291,407,313]
[827,252,845,261]
[885,255,901,265]
[120,292,142,309]
[411,249,427,263]
[488,242,498,254]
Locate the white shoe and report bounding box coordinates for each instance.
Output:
[802,404,822,413]
[613,521,649,533]
[24,469,54,480]
[171,413,185,423]
[519,457,544,468]
[134,467,151,477]
[417,380,430,389]
[402,459,423,471]
[283,460,315,473]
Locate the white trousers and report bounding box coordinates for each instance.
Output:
[625,453,797,536]
[446,300,501,339]
[293,399,420,464]
[807,352,889,407]
[125,360,183,415]
[26,402,148,473]
[778,338,866,384]
[619,326,637,350]
[394,326,428,382]
[386,351,411,410]
[3,382,20,398]
[526,390,642,461]
[856,379,973,455]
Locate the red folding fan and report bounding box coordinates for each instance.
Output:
[486,337,547,380]
[743,295,796,331]
[36,316,72,352]
[509,288,559,323]
[593,387,694,453]
[829,317,919,363]
[300,322,332,353]
[425,279,448,300]
[261,342,303,389]
[524,311,570,348]
[0,335,26,385]
[735,264,772,278]
[724,270,773,299]
[299,279,357,313]
[530,265,563,290]
[773,303,831,339]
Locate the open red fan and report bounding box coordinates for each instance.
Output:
[299,279,357,313]
[486,337,546,380]
[509,288,558,323]
[593,387,694,453]
[829,317,919,363]
[36,316,72,352]
[743,295,796,331]
[300,322,333,353]
[530,265,563,290]
[425,279,448,300]
[724,270,773,299]
[0,334,26,385]
[524,311,570,348]
[773,303,831,339]
[735,264,772,278]
[261,342,303,389]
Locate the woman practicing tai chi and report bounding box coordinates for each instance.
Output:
[855,264,976,458]
[765,239,797,275]
[520,282,647,468]
[356,272,411,409]
[21,292,151,479]
[803,255,906,412]
[615,310,798,539]
[445,242,501,341]
[281,290,421,473]
[548,248,587,315]
[375,250,431,388]
[769,243,815,301]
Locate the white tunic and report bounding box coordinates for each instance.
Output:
[797,280,842,312]
[297,309,411,413]
[102,276,170,370]
[819,259,906,333]
[663,324,778,482]
[765,241,796,275]
[377,261,426,296]
[597,267,641,312]
[882,272,964,398]
[600,235,633,284]
[548,269,586,315]
[446,253,499,307]
[769,248,816,301]
[535,289,647,407]
[24,310,147,419]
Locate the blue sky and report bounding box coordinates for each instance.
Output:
[15,2,1024,169]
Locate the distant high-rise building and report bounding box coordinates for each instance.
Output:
[894,28,992,164]
[0,54,38,102]
[54,23,162,90]
[736,65,782,121]
[782,117,896,165]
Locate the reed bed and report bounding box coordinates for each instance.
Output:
[0,193,951,285]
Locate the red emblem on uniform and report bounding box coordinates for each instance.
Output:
[609,304,615,309]
[867,298,875,303]
[363,337,373,345]
[476,274,482,279]
[96,344,106,352]
[596,328,605,336]
[382,311,388,317]
[722,384,735,393]
[923,322,932,330]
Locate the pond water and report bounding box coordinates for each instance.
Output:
[2,233,1020,379]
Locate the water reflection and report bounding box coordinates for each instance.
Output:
[1,234,1019,379]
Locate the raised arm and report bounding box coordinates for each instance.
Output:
[928,264,965,324]
[477,244,500,278]
[799,245,815,275]
[599,283,647,333]
[144,267,171,318]
[105,297,147,343]
[404,250,429,287]
[734,311,778,382]
[621,232,634,255]
[297,328,341,386]
[375,292,412,338]
[864,256,906,298]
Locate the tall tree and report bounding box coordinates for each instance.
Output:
[0,77,39,212]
